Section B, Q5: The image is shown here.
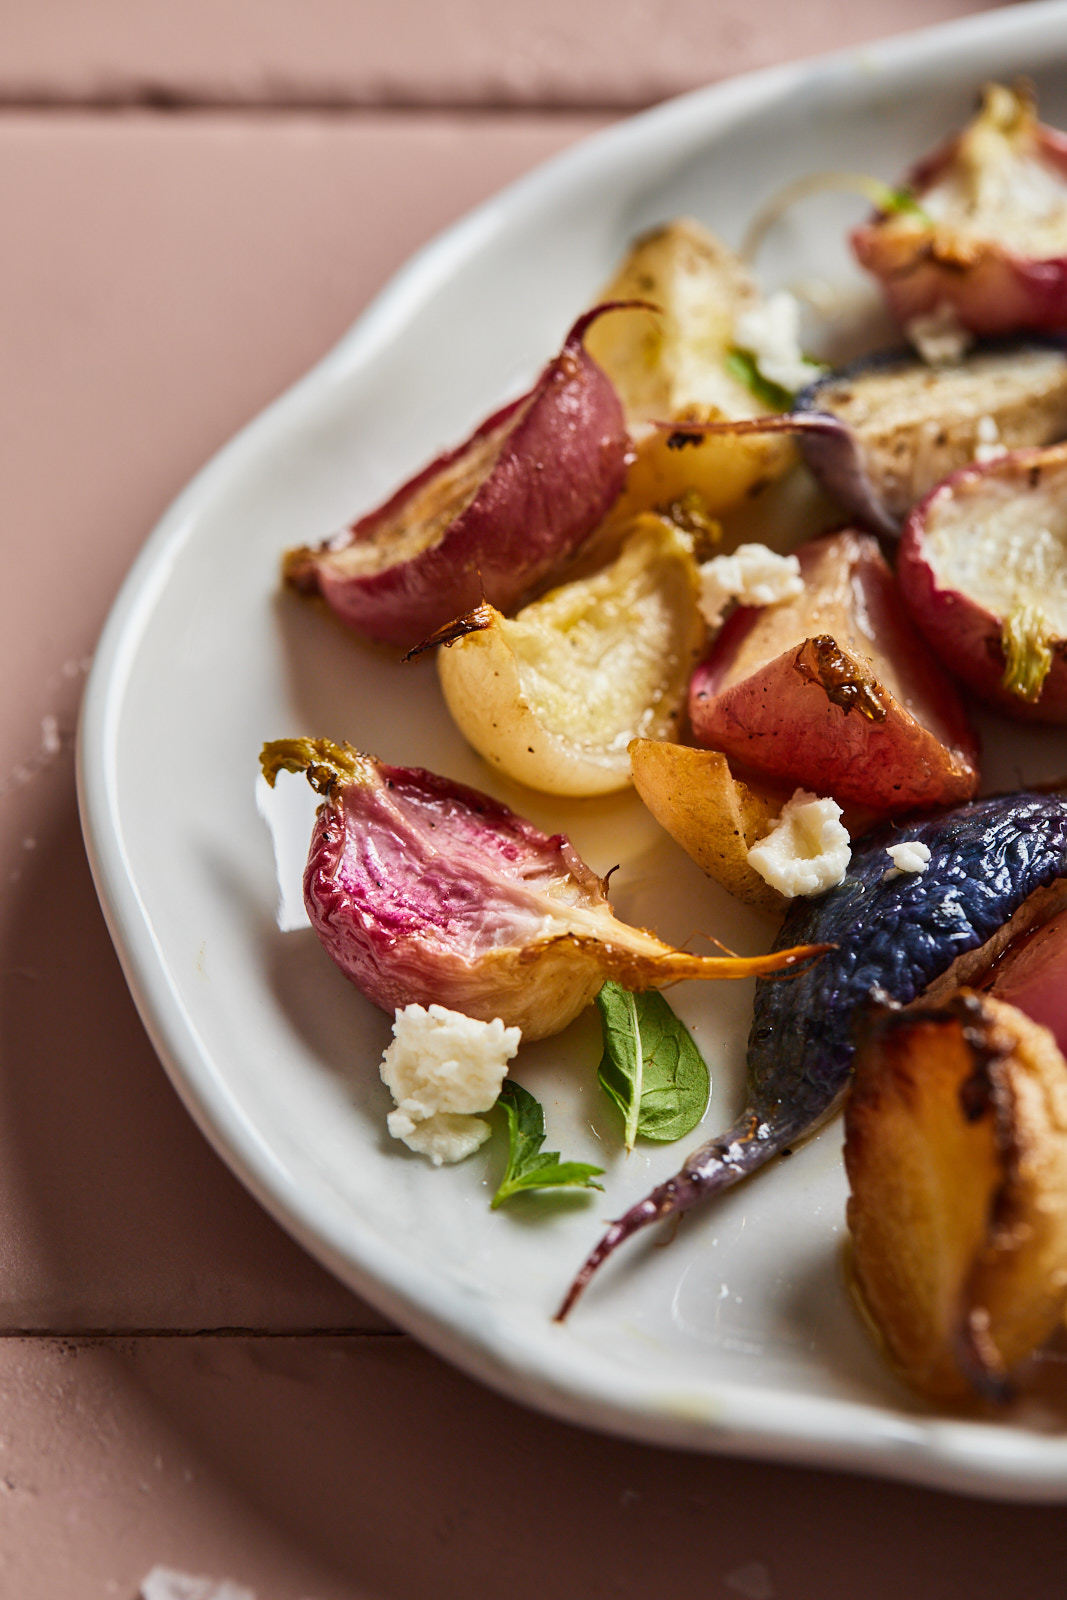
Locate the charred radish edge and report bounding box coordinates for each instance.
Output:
[654,413,898,537]
[402,601,496,661]
[557,792,1067,1320]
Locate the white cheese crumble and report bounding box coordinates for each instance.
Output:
[904,301,974,366]
[747,790,851,898]
[883,839,932,880]
[380,1003,520,1165]
[733,292,823,395]
[698,543,803,628]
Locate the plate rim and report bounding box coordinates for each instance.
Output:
[78,0,1067,1500]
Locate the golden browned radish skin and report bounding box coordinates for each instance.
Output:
[846,990,1067,1402]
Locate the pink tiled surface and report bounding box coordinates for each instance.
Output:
[4,0,1007,107]
[6,6,1067,1595]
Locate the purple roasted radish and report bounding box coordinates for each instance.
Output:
[259,738,827,1042]
[897,442,1067,721]
[670,336,1067,537]
[793,338,1067,534]
[284,309,631,651]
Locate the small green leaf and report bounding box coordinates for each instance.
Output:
[1002,604,1055,703]
[876,183,933,224]
[724,348,797,412]
[490,1081,604,1209]
[595,982,710,1149]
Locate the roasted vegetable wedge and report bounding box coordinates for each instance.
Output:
[583,220,795,519]
[689,529,980,813]
[629,739,883,913]
[628,740,790,913]
[853,82,1067,336]
[558,792,1067,1317]
[845,990,1067,1402]
[260,739,827,1042]
[283,309,629,650]
[431,515,703,797]
[795,338,1067,533]
[898,441,1067,721]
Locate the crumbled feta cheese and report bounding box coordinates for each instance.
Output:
[904,302,974,366]
[733,292,823,395]
[698,543,803,628]
[974,413,1008,464]
[380,1003,520,1165]
[883,839,932,880]
[747,790,851,898]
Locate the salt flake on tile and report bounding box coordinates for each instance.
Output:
[140,1568,257,1600]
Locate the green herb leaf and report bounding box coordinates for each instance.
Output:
[595,982,711,1149]
[1001,604,1054,703]
[876,184,933,224]
[724,348,797,413]
[490,1081,604,1209]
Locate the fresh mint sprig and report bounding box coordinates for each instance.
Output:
[490,1081,604,1209]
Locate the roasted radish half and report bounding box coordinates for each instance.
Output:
[259,739,827,1041]
[852,82,1067,337]
[283,309,629,651]
[689,529,980,813]
[795,338,1067,533]
[582,220,795,520]
[431,515,703,797]
[897,442,1067,721]
[845,990,1067,1402]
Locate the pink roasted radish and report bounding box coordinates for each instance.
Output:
[689,529,980,813]
[897,442,1067,721]
[284,310,630,650]
[259,739,827,1042]
[853,82,1067,337]
[985,905,1067,1055]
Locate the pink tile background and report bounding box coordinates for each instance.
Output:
[5,0,1008,107]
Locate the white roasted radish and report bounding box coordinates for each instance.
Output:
[430,515,703,796]
[897,441,1067,721]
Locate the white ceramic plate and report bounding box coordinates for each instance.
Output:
[80,0,1067,1499]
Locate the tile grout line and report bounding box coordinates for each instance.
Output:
[0,1326,408,1340]
[0,90,639,117]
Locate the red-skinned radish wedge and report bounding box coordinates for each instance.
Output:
[897,442,1067,722]
[283,308,631,651]
[852,82,1067,337]
[689,529,980,812]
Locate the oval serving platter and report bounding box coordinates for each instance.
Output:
[79,0,1067,1499]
